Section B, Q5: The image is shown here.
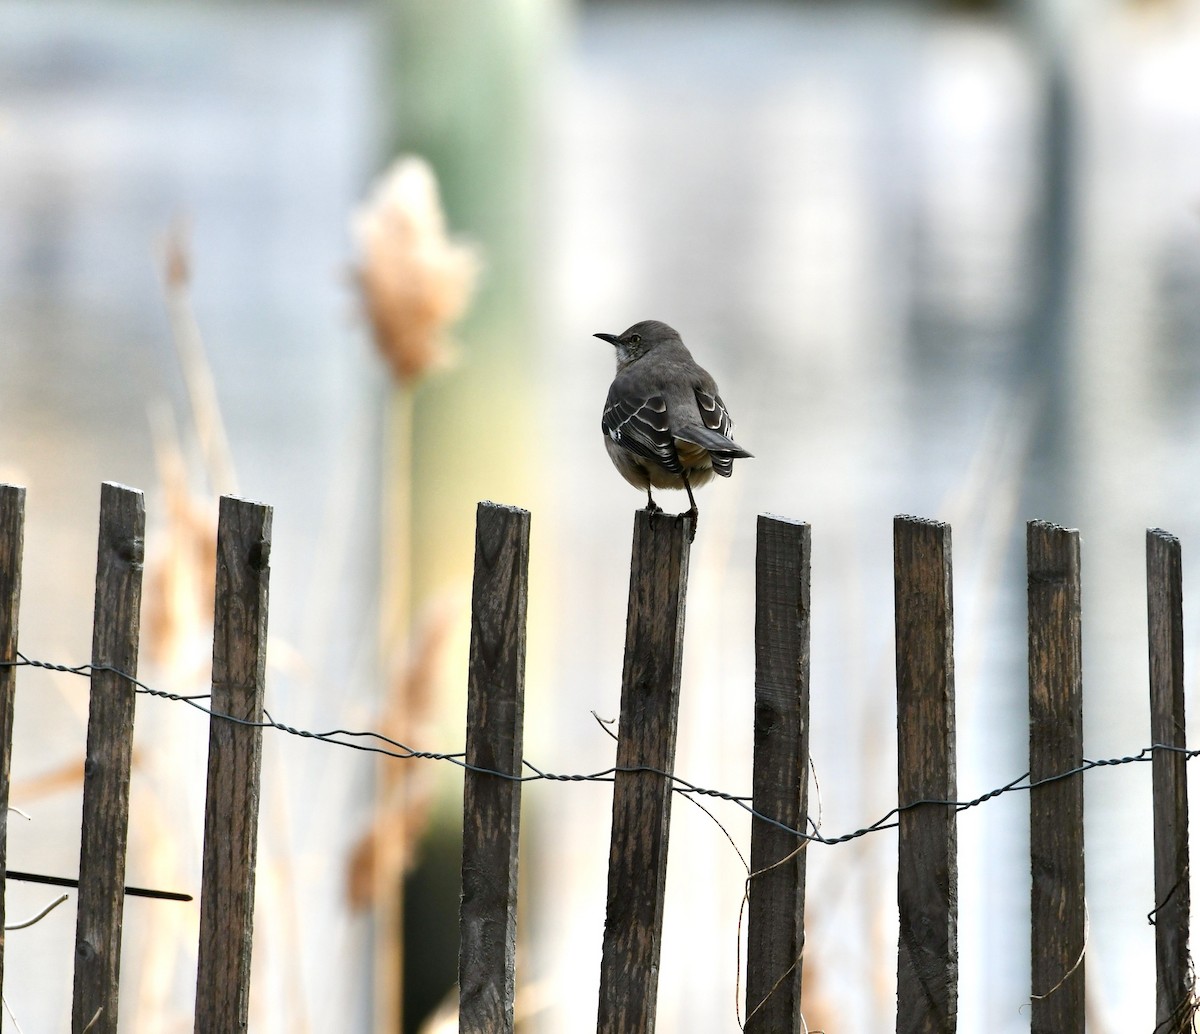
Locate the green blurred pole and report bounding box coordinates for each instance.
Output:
[380,0,554,616]
[374,2,559,1031]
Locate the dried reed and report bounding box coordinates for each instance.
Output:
[352,156,480,388]
[351,155,479,1034]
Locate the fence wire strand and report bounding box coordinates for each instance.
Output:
[4,652,1196,851]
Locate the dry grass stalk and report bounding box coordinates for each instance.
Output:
[346,598,457,909]
[352,155,478,1034]
[352,156,480,387]
[145,222,229,669]
[795,954,835,1033]
[10,758,87,804]
[127,780,196,1034]
[9,751,148,808]
[160,219,238,497]
[144,412,217,670]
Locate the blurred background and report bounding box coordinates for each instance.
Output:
[3,0,1200,1030]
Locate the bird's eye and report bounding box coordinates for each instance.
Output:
[628,334,641,345]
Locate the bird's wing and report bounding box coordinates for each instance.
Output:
[679,389,753,456]
[602,388,683,474]
[694,388,736,439]
[696,386,739,439]
[675,388,753,476]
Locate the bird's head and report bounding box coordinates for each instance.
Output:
[594,320,681,371]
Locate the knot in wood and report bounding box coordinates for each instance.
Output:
[116,533,145,567]
[1028,569,1069,587]
[247,537,271,571]
[753,700,780,743]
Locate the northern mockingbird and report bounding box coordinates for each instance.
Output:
[596,320,752,531]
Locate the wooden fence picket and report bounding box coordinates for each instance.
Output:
[458,502,531,1034]
[72,482,146,1034]
[746,515,811,1034]
[0,483,26,988]
[1026,520,1086,1033]
[1146,529,1191,1032]
[596,511,693,1034]
[894,516,958,1033]
[194,495,273,1034]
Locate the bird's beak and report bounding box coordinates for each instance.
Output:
[593,332,621,346]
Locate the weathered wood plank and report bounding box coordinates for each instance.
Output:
[746,515,810,1034]
[597,510,693,1034]
[194,496,272,1034]
[1026,520,1085,1034]
[72,482,146,1034]
[459,502,531,1034]
[0,484,26,990]
[1146,528,1191,1032]
[894,516,958,1034]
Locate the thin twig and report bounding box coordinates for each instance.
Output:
[5,893,69,931]
[1029,899,1089,1004]
[2,993,27,1034]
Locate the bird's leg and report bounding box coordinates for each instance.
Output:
[644,487,663,515]
[681,472,698,541]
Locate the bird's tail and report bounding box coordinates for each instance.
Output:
[674,426,754,459]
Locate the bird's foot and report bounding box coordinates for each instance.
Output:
[685,506,698,543]
[644,499,664,516]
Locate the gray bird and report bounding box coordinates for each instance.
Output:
[596,320,752,529]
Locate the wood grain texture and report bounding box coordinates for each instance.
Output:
[194,496,272,1034]
[0,484,26,989]
[459,502,531,1034]
[893,516,958,1034]
[1026,520,1085,1034]
[1146,529,1191,1032]
[746,515,810,1034]
[597,510,692,1034]
[72,482,145,1034]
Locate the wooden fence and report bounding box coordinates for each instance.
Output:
[457,502,1194,1034]
[0,482,271,1034]
[0,485,1192,1032]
